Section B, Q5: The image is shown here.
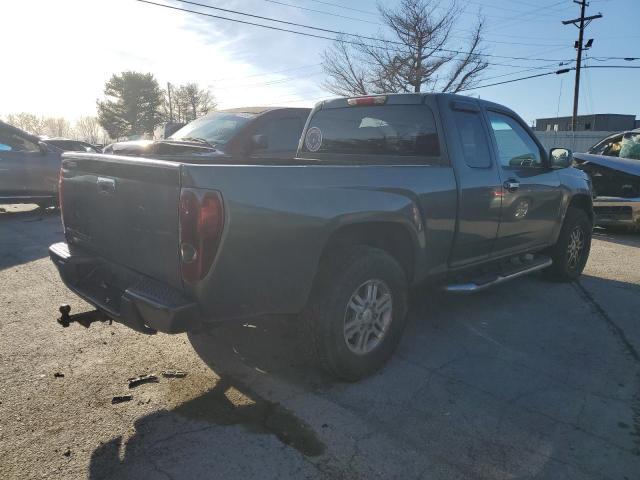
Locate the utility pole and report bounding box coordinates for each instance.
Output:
[167,82,174,122]
[563,1,602,131]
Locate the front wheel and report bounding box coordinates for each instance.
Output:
[544,207,592,282]
[307,246,409,381]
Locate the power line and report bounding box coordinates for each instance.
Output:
[264,0,568,46]
[148,0,574,63]
[256,64,638,106]
[304,0,377,16]
[136,0,573,68]
[582,65,640,69]
[263,0,380,25]
[459,68,571,92]
[485,0,569,34]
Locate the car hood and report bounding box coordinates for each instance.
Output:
[105,139,221,157]
[574,152,640,177]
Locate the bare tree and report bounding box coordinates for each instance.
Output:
[322,0,488,96]
[75,116,104,144]
[41,117,72,138]
[5,113,45,135]
[163,83,216,124]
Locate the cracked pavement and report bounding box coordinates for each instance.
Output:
[1,204,639,479]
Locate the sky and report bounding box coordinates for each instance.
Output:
[1,0,638,126]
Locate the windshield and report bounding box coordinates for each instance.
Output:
[169,112,256,144]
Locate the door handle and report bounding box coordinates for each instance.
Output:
[503,179,520,192]
[97,177,116,195]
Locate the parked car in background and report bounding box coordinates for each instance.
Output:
[102,107,311,161]
[153,121,186,140]
[50,93,592,381]
[43,138,101,153]
[0,120,61,208]
[574,129,640,230]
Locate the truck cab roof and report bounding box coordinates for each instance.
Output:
[316,93,519,118]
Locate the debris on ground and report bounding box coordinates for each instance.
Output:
[111,394,133,404]
[161,370,187,378]
[53,372,65,378]
[127,374,159,389]
[63,448,71,457]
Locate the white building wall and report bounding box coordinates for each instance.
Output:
[534,131,616,153]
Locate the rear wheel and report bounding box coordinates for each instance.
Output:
[307,246,408,381]
[544,207,592,282]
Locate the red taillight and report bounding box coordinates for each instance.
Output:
[347,95,387,106]
[179,189,224,283]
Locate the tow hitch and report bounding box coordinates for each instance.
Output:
[57,304,111,328]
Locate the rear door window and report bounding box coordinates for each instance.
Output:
[302,105,440,160]
[452,111,491,168]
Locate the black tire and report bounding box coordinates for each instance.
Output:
[307,245,409,381]
[544,207,592,282]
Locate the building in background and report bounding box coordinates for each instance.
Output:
[535,114,638,132]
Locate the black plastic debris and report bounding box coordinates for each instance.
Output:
[53,372,65,378]
[127,374,159,389]
[161,370,187,378]
[112,394,133,404]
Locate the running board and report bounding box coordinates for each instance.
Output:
[444,257,553,293]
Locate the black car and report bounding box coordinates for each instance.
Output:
[44,138,101,153]
[0,120,61,208]
[103,107,311,162]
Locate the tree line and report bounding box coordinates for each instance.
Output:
[2,113,109,145]
[2,72,215,143]
[96,72,215,140]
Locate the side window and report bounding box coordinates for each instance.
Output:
[590,135,623,157]
[0,128,40,153]
[256,117,305,153]
[488,112,543,168]
[452,110,491,168]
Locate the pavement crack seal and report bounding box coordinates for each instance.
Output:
[573,281,640,456]
[573,282,639,364]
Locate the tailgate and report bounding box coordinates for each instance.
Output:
[60,153,182,289]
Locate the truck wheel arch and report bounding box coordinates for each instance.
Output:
[315,221,416,285]
[567,194,593,224]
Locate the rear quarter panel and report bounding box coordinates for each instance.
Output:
[180,163,457,320]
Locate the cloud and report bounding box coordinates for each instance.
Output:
[0,0,329,120]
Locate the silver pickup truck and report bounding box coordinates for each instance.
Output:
[50,93,593,380]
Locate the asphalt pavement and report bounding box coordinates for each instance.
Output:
[1,204,639,479]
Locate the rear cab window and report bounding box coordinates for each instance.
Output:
[300,103,441,163]
[451,110,492,168]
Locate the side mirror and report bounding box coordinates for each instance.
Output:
[250,134,268,150]
[38,141,49,154]
[550,147,573,169]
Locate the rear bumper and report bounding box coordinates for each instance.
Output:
[593,197,640,228]
[49,242,199,334]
